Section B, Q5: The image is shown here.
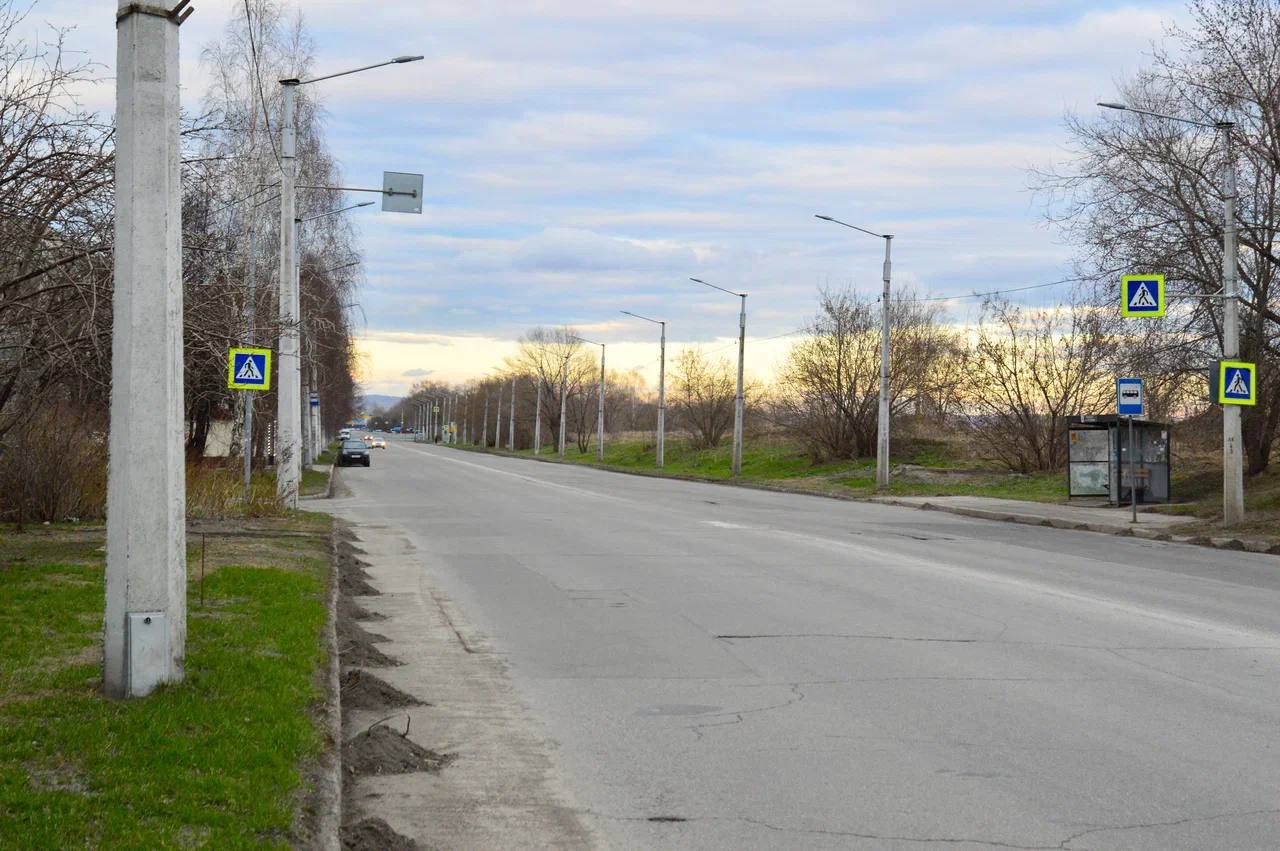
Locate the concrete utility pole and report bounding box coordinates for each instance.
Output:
[300,367,311,468]
[243,223,258,499]
[1220,125,1245,525]
[481,393,489,447]
[276,79,301,506]
[558,354,569,458]
[570,335,607,460]
[1097,103,1245,525]
[276,55,421,506]
[690,279,746,476]
[876,237,893,490]
[509,376,517,451]
[495,384,503,449]
[597,347,606,460]
[623,311,666,468]
[106,0,191,699]
[814,216,893,488]
[533,376,543,454]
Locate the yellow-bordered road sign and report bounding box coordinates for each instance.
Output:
[1121,274,1165,317]
[228,347,272,391]
[1218,360,1256,406]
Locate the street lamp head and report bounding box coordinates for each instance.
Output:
[814,214,834,221]
[1097,102,1128,111]
[392,55,425,63]
[356,201,375,208]
[689,277,706,285]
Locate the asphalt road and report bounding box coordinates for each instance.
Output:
[333,440,1280,850]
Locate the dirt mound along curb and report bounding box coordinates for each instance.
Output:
[339,598,386,622]
[341,637,401,669]
[342,817,418,851]
[343,725,454,777]
[339,616,389,645]
[341,670,426,710]
[339,563,380,597]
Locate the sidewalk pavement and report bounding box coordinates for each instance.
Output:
[869,495,1278,556]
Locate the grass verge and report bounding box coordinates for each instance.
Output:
[491,435,1068,503]
[470,435,1278,546]
[0,514,332,849]
[301,467,330,497]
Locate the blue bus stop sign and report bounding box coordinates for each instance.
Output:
[1117,377,1144,417]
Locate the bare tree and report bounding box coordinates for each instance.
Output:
[668,347,738,449]
[505,326,595,451]
[774,288,962,462]
[961,296,1115,473]
[0,3,113,444]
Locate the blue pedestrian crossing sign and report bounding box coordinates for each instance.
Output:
[228,347,272,391]
[1121,274,1165,317]
[1217,360,1256,406]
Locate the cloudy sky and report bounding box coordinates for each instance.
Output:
[46,0,1182,395]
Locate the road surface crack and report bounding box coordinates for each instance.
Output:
[585,810,1061,848]
[716,633,978,643]
[1056,808,1280,848]
[687,683,805,741]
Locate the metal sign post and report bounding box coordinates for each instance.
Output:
[1117,378,1144,523]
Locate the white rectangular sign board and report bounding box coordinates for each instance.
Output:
[382,171,423,214]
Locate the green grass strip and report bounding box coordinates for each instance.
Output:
[0,549,328,849]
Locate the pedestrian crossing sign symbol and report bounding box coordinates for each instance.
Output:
[1217,360,1256,406]
[1121,274,1165,317]
[228,347,272,391]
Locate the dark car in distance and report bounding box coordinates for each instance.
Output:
[337,439,371,467]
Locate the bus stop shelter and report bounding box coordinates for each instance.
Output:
[1067,415,1171,505]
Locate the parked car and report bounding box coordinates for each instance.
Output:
[337,439,371,467]
[338,428,352,441]
[371,437,387,449]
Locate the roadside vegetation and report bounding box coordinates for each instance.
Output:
[488,433,1070,503]
[0,515,332,848]
[0,0,363,527]
[460,428,1278,544]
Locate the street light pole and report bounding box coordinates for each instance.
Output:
[276,79,300,505]
[534,375,543,454]
[559,354,569,458]
[622,311,666,468]
[814,215,894,488]
[690,279,747,476]
[275,55,421,508]
[1220,125,1245,525]
[570,335,607,461]
[495,382,503,450]
[508,377,517,451]
[1097,103,1244,525]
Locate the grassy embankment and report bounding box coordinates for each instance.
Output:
[495,434,1066,502]
[0,513,333,848]
[1145,455,1280,540]
[477,433,1280,540]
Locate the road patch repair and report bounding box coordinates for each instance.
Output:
[327,513,595,850]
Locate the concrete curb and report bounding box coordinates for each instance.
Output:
[315,524,343,850]
[869,496,1280,558]
[439,444,1279,560]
